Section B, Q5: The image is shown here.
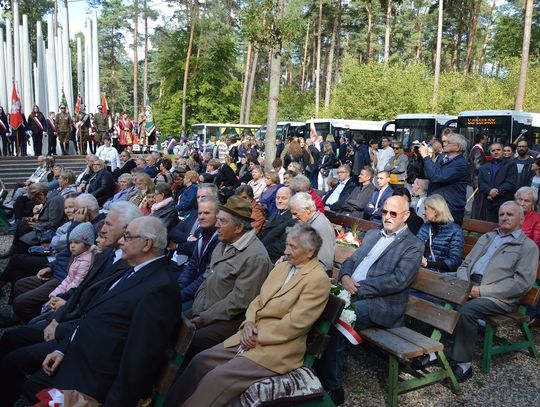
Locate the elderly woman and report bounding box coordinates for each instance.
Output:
[247,165,266,202]
[103,173,137,210]
[151,183,178,230]
[56,170,77,198]
[176,170,199,216]
[165,224,330,407]
[416,194,464,273]
[155,157,174,185]
[515,186,540,248]
[1,183,65,258]
[259,171,282,212]
[129,172,154,207]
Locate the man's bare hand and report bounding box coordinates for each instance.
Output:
[419,145,430,159]
[341,275,360,295]
[43,319,58,341]
[190,316,202,328]
[37,267,52,281]
[42,352,64,376]
[469,286,481,298]
[240,321,258,350]
[49,297,66,311]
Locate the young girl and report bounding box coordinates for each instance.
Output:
[44,222,96,312]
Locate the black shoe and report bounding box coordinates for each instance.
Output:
[328,388,345,406]
[451,364,473,383]
[411,354,437,370]
[0,245,16,259]
[0,310,18,328]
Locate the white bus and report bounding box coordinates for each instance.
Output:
[190,123,262,145]
[382,113,457,151]
[457,110,540,149]
[306,118,394,143]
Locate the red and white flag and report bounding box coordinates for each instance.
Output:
[74,95,83,114]
[9,84,24,130]
[101,93,109,116]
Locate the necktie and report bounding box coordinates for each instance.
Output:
[108,268,135,292]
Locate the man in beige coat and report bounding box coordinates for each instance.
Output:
[449,200,538,382]
[165,225,331,407]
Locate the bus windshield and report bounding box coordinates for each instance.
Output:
[394,118,437,148]
[457,116,513,146]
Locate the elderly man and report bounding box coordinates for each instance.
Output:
[176,197,220,311]
[0,202,140,406]
[290,192,335,275]
[165,225,331,407]
[23,216,180,405]
[184,195,272,363]
[477,143,517,222]
[448,201,538,382]
[259,186,296,264]
[317,196,423,404]
[144,154,159,178]
[112,150,137,181]
[338,166,376,217]
[419,132,469,225]
[324,164,357,211]
[85,159,115,206]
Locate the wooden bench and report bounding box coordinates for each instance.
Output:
[325,210,381,233]
[153,314,196,407]
[461,218,498,247]
[359,268,472,407]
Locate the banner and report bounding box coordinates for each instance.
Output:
[60,88,68,111]
[144,97,156,142]
[74,94,83,114]
[101,93,109,116]
[9,84,24,130]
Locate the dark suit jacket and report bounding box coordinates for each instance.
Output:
[112,159,137,181]
[259,210,296,264]
[54,257,180,405]
[338,228,423,328]
[478,159,517,207]
[364,186,394,221]
[324,178,357,211]
[87,169,115,206]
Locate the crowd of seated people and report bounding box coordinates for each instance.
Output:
[0,131,539,406]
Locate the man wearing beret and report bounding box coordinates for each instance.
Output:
[183,195,273,364]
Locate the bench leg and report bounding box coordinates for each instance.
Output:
[388,355,399,407]
[436,350,460,393]
[482,324,495,373]
[520,322,539,359]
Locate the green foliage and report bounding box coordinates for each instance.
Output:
[249,84,313,123]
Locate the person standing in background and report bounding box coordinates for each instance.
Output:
[28,105,46,156]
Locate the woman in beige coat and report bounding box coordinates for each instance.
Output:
[165,224,331,407]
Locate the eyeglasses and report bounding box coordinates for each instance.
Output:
[122,233,146,241]
[381,209,408,218]
[392,146,400,150]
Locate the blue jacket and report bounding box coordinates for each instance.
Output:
[478,159,517,207]
[176,184,197,212]
[324,178,357,211]
[177,229,219,303]
[423,155,469,216]
[416,222,464,272]
[364,186,394,221]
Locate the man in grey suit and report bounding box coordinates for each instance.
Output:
[448,201,538,382]
[316,196,423,405]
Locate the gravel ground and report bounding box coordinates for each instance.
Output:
[0,232,539,407]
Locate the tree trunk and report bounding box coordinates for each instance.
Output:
[245,47,258,124]
[415,4,428,63]
[334,1,342,82]
[133,0,139,118]
[463,0,481,73]
[324,2,339,110]
[365,1,373,62]
[300,20,310,91]
[315,0,323,116]
[181,2,196,135]
[433,0,443,107]
[265,0,284,172]
[240,41,252,124]
[515,0,533,110]
[478,0,497,75]
[384,0,392,65]
[451,7,463,71]
[143,0,148,101]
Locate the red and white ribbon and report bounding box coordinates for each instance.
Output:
[335,319,363,345]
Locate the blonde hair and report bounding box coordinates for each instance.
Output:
[424,194,454,223]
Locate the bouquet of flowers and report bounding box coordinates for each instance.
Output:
[335,229,362,248]
[331,285,363,345]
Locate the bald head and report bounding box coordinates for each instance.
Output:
[382,196,410,234]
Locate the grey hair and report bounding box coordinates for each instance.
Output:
[448,133,468,152]
[230,216,253,231]
[198,197,220,213]
[136,216,168,252]
[287,224,322,257]
[198,183,219,198]
[109,201,142,227]
[500,200,524,218]
[289,174,311,192]
[118,173,134,185]
[515,186,538,204]
[75,193,99,213]
[289,191,316,212]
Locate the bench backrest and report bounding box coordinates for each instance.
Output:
[406,268,472,335]
[462,219,498,235]
[304,294,345,366]
[325,210,381,233]
[521,286,540,308]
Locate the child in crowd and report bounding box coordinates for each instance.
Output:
[43,222,96,313]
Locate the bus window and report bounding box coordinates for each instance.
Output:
[457,116,512,146]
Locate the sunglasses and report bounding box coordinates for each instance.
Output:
[382,209,408,218]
